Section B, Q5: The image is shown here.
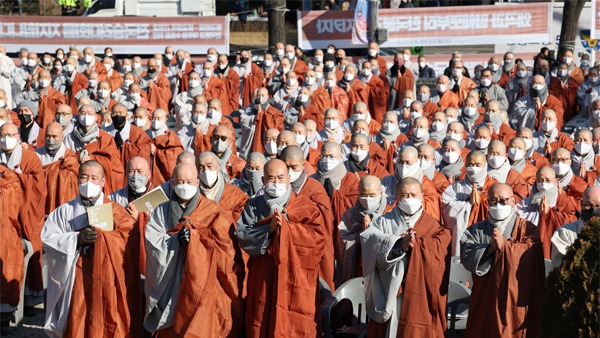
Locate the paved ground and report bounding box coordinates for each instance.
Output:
[4,304,46,337]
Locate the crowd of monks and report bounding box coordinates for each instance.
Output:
[0,41,598,337]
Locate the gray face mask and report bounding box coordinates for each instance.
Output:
[212,139,229,154]
[128,174,148,193]
[45,138,61,152]
[57,115,71,128]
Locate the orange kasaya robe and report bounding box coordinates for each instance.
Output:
[146,74,172,112]
[431,171,450,195]
[368,212,451,338]
[12,147,47,293]
[493,71,510,88]
[203,76,229,115]
[298,103,322,128]
[292,59,309,82]
[365,75,388,124]
[66,72,90,113]
[220,69,241,115]
[547,132,575,155]
[534,95,564,131]
[305,142,323,170]
[37,87,66,129]
[552,78,580,122]
[150,130,183,187]
[308,87,330,127]
[330,173,360,265]
[119,124,152,169]
[244,193,325,338]
[346,79,369,119]
[516,160,538,186]
[467,176,499,226]
[252,105,284,153]
[383,133,410,173]
[562,175,588,212]
[226,153,246,180]
[106,70,123,92]
[528,151,550,169]
[9,109,21,128]
[65,199,142,338]
[79,130,125,195]
[375,56,388,75]
[423,100,441,117]
[392,68,415,109]
[241,63,264,108]
[329,86,349,121]
[175,61,195,94]
[538,191,578,259]
[491,124,516,147]
[299,177,336,291]
[506,169,529,203]
[0,168,24,308]
[452,77,477,107]
[436,91,460,111]
[41,148,80,215]
[464,218,544,338]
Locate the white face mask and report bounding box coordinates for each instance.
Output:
[443,151,460,164]
[541,121,556,133]
[489,63,500,72]
[295,133,306,145]
[189,79,200,88]
[344,73,355,82]
[487,155,506,169]
[288,169,302,183]
[286,52,295,60]
[593,110,600,120]
[480,78,492,87]
[173,183,197,200]
[314,55,323,63]
[564,56,573,65]
[199,169,218,187]
[98,89,110,99]
[537,182,555,192]
[420,159,433,170]
[552,162,570,176]
[590,76,599,83]
[122,65,132,73]
[517,70,527,78]
[326,79,336,88]
[0,136,18,151]
[463,106,478,117]
[265,182,288,198]
[398,198,422,215]
[532,83,545,91]
[359,196,380,210]
[436,83,447,93]
[204,69,213,78]
[362,69,372,77]
[368,49,378,57]
[84,54,94,64]
[451,68,462,78]
[474,138,490,149]
[165,53,173,60]
[523,138,533,150]
[287,78,297,86]
[43,57,51,64]
[507,148,524,162]
[27,59,37,67]
[123,79,134,89]
[558,69,568,77]
[351,113,365,122]
[207,54,217,63]
[489,203,512,220]
[152,119,165,130]
[324,119,339,130]
[575,142,592,155]
[265,141,278,155]
[431,121,445,132]
[446,132,462,142]
[79,181,102,199]
[88,79,98,88]
[129,92,141,102]
[382,122,397,133]
[277,145,286,156]
[133,118,147,127]
[418,61,426,68]
[192,113,207,124]
[104,63,113,71]
[79,114,96,127]
[297,94,308,103]
[39,79,50,88]
[413,127,427,139]
[320,157,340,171]
[397,162,421,179]
[351,148,369,162]
[403,98,413,108]
[133,62,141,69]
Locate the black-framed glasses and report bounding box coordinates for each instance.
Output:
[212,135,228,142]
[488,197,513,205]
[581,204,600,211]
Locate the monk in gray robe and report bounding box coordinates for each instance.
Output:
[460,183,544,338]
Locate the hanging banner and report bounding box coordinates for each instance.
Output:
[352,0,369,45]
[298,3,552,49]
[592,0,600,40]
[0,15,230,55]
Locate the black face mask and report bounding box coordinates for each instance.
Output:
[335,57,343,64]
[536,68,548,77]
[581,207,600,222]
[147,68,157,75]
[112,115,126,128]
[19,114,32,125]
[240,57,249,64]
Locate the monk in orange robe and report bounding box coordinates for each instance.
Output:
[42,160,142,338]
[389,64,415,110]
[364,177,451,338]
[0,166,24,319]
[211,125,245,180]
[215,54,241,114]
[35,122,80,215]
[107,103,152,169]
[0,123,47,307]
[325,72,350,120]
[362,62,388,123]
[64,104,124,194]
[238,50,265,107]
[60,58,89,113]
[32,70,66,129]
[433,76,460,111]
[342,66,369,118]
[449,60,477,106]
[102,57,122,92]
[142,58,172,112]
[252,94,284,154]
[346,133,389,180]
[202,63,230,114]
[237,159,325,338]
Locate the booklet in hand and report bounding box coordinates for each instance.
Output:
[87,203,114,231]
[131,186,169,214]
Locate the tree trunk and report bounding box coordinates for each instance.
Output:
[267,0,286,49]
[558,0,586,51]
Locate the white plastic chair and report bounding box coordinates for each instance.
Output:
[320,277,368,338]
[14,239,34,327]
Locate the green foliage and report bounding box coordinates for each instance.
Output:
[541,218,600,338]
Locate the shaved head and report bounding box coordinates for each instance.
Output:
[79,160,105,178]
[280,145,304,162]
[176,151,196,165]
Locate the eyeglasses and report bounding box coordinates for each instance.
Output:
[581,204,600,210]
[212,135,228,142]
[488,197,513,205]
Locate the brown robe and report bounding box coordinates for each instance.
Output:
[37,87,66,129]
[244,193,325,338]
[365,75,388,123]
[80,130,125,195]
[463,217,544,338]
[65,199,142,338]
[150,130,184,187]
[220,69,241,114]
[226,153,246,180]
[119,124,152,169]
[146,73,172,112]
[41,148,80,215]
[203,76,229,115]
[329,86,349,121]
[368,212,451,338]
[65,72,89,113]
[538,191,578,259]
[346,79,369,119]
[251,105,284,153]
[241,63,264,108]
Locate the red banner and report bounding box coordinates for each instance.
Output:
[0,15,229,54]
[298,3,552,49]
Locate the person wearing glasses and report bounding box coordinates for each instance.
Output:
[460,183,544,338]
[210,125,245,180]
[551,185,600,268]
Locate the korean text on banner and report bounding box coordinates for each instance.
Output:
[0,15,230,55]
[298,3,552,49]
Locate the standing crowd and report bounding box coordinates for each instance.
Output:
[0,41,597,337]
